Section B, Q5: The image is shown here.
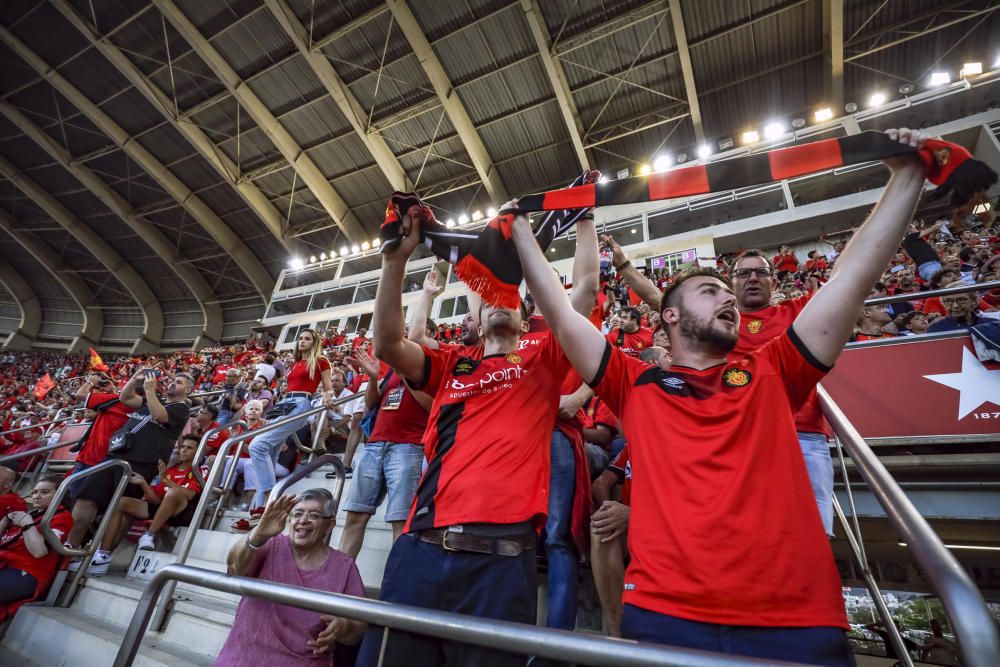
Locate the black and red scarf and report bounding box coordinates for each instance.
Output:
[380,131,996,308]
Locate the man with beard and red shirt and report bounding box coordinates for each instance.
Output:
[514,128,929,665]
[605,307,654,358]
[356,203,594,667]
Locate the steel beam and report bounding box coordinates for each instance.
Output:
[520,0,589,170]
[310,4,390,52]
[0,258,40,349]
[385,0,508,203]
[0,156,163,353]
[53,0,295,268]
[824,0,845,111]
[0,101,223,349]
[0,22,276,304]
[265,0,411,191]
[667,0,702,145]
[155,0,368,243]
[846,5,997,62]
[553,0,669,57]
[0,209,103,352]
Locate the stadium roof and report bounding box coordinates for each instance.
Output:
[0,0,997,348]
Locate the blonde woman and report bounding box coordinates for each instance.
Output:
[242,330,333,524]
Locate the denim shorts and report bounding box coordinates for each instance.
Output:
[798,431,834,536]
[342,441,424,522]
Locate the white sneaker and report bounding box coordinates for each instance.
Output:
[87,550,113,575]
[137,532,156,551]
[66,557,84,572]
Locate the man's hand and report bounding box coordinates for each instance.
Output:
[348,350,381,378]
[142,372,158,395]
[600,234,627,268]
[384,209,422,264]
[7,511,33,528]
[882,128,927,175]
[422,268,442,296]
[591,500,630,543]
[558,392,587,421]
[156,459,167,478]
[308,615,349,654]
[128,472,146,486]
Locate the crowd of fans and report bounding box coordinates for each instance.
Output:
[0,131,995,665]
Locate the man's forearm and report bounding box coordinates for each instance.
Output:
[571,218,598,316]
[146,391,168,424]
[364,376,379,410]
[617,264,661,308]
[374,258,407,358]
[119,378,139,402]
[407,286,437,348]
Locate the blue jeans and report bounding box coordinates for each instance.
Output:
[798,431,834,536]
[342,441,424,522]
[622,605,856,667]
[357,533,536,667]
[248,396,311,508]
[544,430,577,630]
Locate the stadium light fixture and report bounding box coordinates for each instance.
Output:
[371,238,380,249]
[471,210,483,221]
[653,154,672,171]
[638,164,652,176]
[339,246,348,256]
[486,206,497,218]
[898,82,915,95]
[868,92,886,107]
[928,72,950,86]
[960,62,982,77]
[814,107,833,122]
[598,175,609,184]
[763,122,785,140]
[351,245,360,254]
[458,214,470,225]
[309,255,317,263]
[696,144,711,159]
[289,257,304,270]
[319,252,327,260]
[741,130,759,144]
[446,218,455,228]
[361,241,370,251]
[844,101,858,113]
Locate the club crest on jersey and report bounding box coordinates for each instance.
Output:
[505,352,522,364]
[453,358,479,376]
[746,319,763,334]
[723,368,751,387]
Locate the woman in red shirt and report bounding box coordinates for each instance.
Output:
[0,474,73,622]
[245,329,333,518]
[771,245,800,273]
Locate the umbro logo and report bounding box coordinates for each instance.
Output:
[660,377,686,389]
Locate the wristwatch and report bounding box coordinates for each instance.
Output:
[614,260,632,271]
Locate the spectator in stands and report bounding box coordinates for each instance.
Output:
[339,349,430,558]
[854,303,896,341]
[901,220,944,280]
[0,475,73,622]
[254,354,278,387]
[217,490,365,666]
[189,403,228,457]
[246,375,274,415]
[605,307,654,358]
[928,282,990,332]
[216,369,247,425]
[512,127,927,664]
[68,370,193,557]
[242,329,333,524]
[86,435,204,565]
[772,244,800,273]
[896,310,930,335]
[69,374,128,498]
[218,399,267,513]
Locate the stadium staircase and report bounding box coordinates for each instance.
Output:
[0,465,392,666]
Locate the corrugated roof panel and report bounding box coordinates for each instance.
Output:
[211,9,295,80]
[14,163,84,198]
[145,49,228,112]
[409,0,511,40]
[310,133,382,178]
[216,126,282,172]
[496,141,579,195]
[247,54,321,115]
[319,11,411,85]
[0,135,57,171]
[272,96,350,148]
[477,103,562,162]
[93,86,164,137]
[177,0,264,38]
[0,42,38,93]
[538,0,657,39]
[332,166,390,207]
[283,0,381,39]
[345,54,431,120]
[6,2,90,67]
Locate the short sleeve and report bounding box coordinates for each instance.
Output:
[763,327,831,412]
[539,332,572,384]
[164,402,190,430]
[342,558,366,598]
[409,345,455,394]
[85,392,116,409]
[317,356,332,373]
[588,342,647,418]
[50,510,73,543]
[594,401,618,435]
[608,443,629,479]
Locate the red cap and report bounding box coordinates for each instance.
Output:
[988,236,1000,244]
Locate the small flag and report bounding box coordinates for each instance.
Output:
[89,347,109,372]
[33,373,55,400]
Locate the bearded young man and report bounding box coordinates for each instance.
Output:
[512,128,929,665]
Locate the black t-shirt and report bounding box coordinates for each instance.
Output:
[901,232,938,266]
[112,401,190,465]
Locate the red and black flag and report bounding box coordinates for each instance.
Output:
[381,132,996,307]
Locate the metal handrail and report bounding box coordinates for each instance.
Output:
[117,564,808,667]
[0,411,77,438]
[269,453,345,505]
[189,420,247,490]
[39,458,132,606]
[148,392,360,629]
[0,438,83,464]
[818,386,1000,667]
[862,279,1000,307]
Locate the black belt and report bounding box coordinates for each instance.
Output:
[419,526,535,557]
[284,392,312,399]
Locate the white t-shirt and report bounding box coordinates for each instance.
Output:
[254,363,276,383]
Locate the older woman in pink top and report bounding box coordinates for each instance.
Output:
[215,489,366,665]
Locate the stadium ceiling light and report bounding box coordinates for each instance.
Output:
[361,241,370,251]
[458,213,470,225]
[471,210,483,221]
[898,82,915,95]
[598,175,609,184]
[868,92,887,107]
[446,218,455,228]
[351,244,360,253]
[289,257,304,270]
[960,62,982,77]
[486,206,497,218]
[741,130,759,144]
[339,246,349,256]
[319,252,327,260]
[814,107,834,122]
[844,101,858,113]
[763,122,786,140]
[653,154,672,171]
[309,255,317,263]
[928,72,950,86]
[638,164,652,176]
[696,144,711,159]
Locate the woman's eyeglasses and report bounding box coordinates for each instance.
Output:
[289,510,331,521]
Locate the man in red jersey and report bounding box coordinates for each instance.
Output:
[605,306,654,357]
[356,205,590,667]
[513,129,928,665]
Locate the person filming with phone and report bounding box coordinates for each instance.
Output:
[67,369,192,571]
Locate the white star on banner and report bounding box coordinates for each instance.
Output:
[923,347,1000,419]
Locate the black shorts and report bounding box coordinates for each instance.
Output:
[75,460,158,511]
[143,498,198,527]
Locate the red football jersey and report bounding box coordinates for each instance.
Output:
[150,465,205,499]
[405,333,570,532]
[202,422,229,454]
[0,508,72,593]
[368,373,429,445]
[734,294,830,437]
[286,357,331,393]
[605,326,654,358]
[592,329,848,628]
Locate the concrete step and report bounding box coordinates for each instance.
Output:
[1,606,213,667]
[0,644,43,666]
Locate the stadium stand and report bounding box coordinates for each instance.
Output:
[0,2,999,667]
